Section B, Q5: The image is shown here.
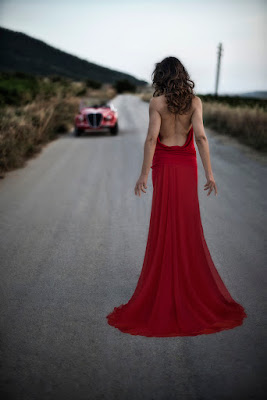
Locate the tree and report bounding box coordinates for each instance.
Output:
[113,79,136,94]
[85,79,102,89]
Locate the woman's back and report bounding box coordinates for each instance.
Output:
[153,94,196,147]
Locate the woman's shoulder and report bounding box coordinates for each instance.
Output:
[149,95,165,111]
[192,95,202,108]
[149,94,168,109]
[150,94,165,103]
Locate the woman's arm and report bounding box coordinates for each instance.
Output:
[191,96,218,196]
[134,98,161,197]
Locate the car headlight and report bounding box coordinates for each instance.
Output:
[105,114,113,120]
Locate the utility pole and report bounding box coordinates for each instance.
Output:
[215,42,223,96]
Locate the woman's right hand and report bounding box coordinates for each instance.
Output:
[204,174,218,196]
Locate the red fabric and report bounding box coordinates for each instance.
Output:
[106,127,247,337]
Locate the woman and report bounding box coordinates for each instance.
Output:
[106,56,247,337]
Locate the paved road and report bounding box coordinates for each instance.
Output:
[0,94,266,400]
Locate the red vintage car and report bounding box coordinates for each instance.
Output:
[74,101,119,136]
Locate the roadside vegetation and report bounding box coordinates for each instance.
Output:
[140,91,267,152]
[113,79,136,94]
[199,97,266,151]
[0,72,118,177]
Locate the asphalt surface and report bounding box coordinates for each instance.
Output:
[0,94,266,400]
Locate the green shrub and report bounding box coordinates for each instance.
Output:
[0,72,39,106]
[76,87,87,96]
[85,79,102,89]
[113,79,136,94]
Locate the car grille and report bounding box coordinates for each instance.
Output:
[87,113,103,128]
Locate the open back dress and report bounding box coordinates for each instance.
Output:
[106,126,247,337]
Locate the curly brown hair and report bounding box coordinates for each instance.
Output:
[151,56,196,114]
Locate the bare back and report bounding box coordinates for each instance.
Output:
[153,94,195,147]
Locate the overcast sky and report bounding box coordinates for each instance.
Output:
[0,0,266,94]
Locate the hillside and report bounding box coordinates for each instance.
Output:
[238,91,267,99]
[0,27,147,86]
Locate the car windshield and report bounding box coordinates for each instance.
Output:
[79,98,111,111]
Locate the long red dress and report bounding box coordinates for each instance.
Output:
[106,127,247,337]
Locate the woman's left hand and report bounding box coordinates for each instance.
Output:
[134,174,148,197]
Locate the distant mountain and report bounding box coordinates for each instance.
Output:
[0,27,147,86]
[237,91,267,99]
[218,91,267,99]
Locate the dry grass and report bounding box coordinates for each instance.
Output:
[0,96,79,175]
[0,83,117,177]
[202,101,267,151]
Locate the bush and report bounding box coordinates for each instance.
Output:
[50,75,66,83]
[113,79,136,94]
[0,97,80,173]
[85,79,102,89]
[198,94,267,111]
[0,72,39,106]
[76,87,87,96]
